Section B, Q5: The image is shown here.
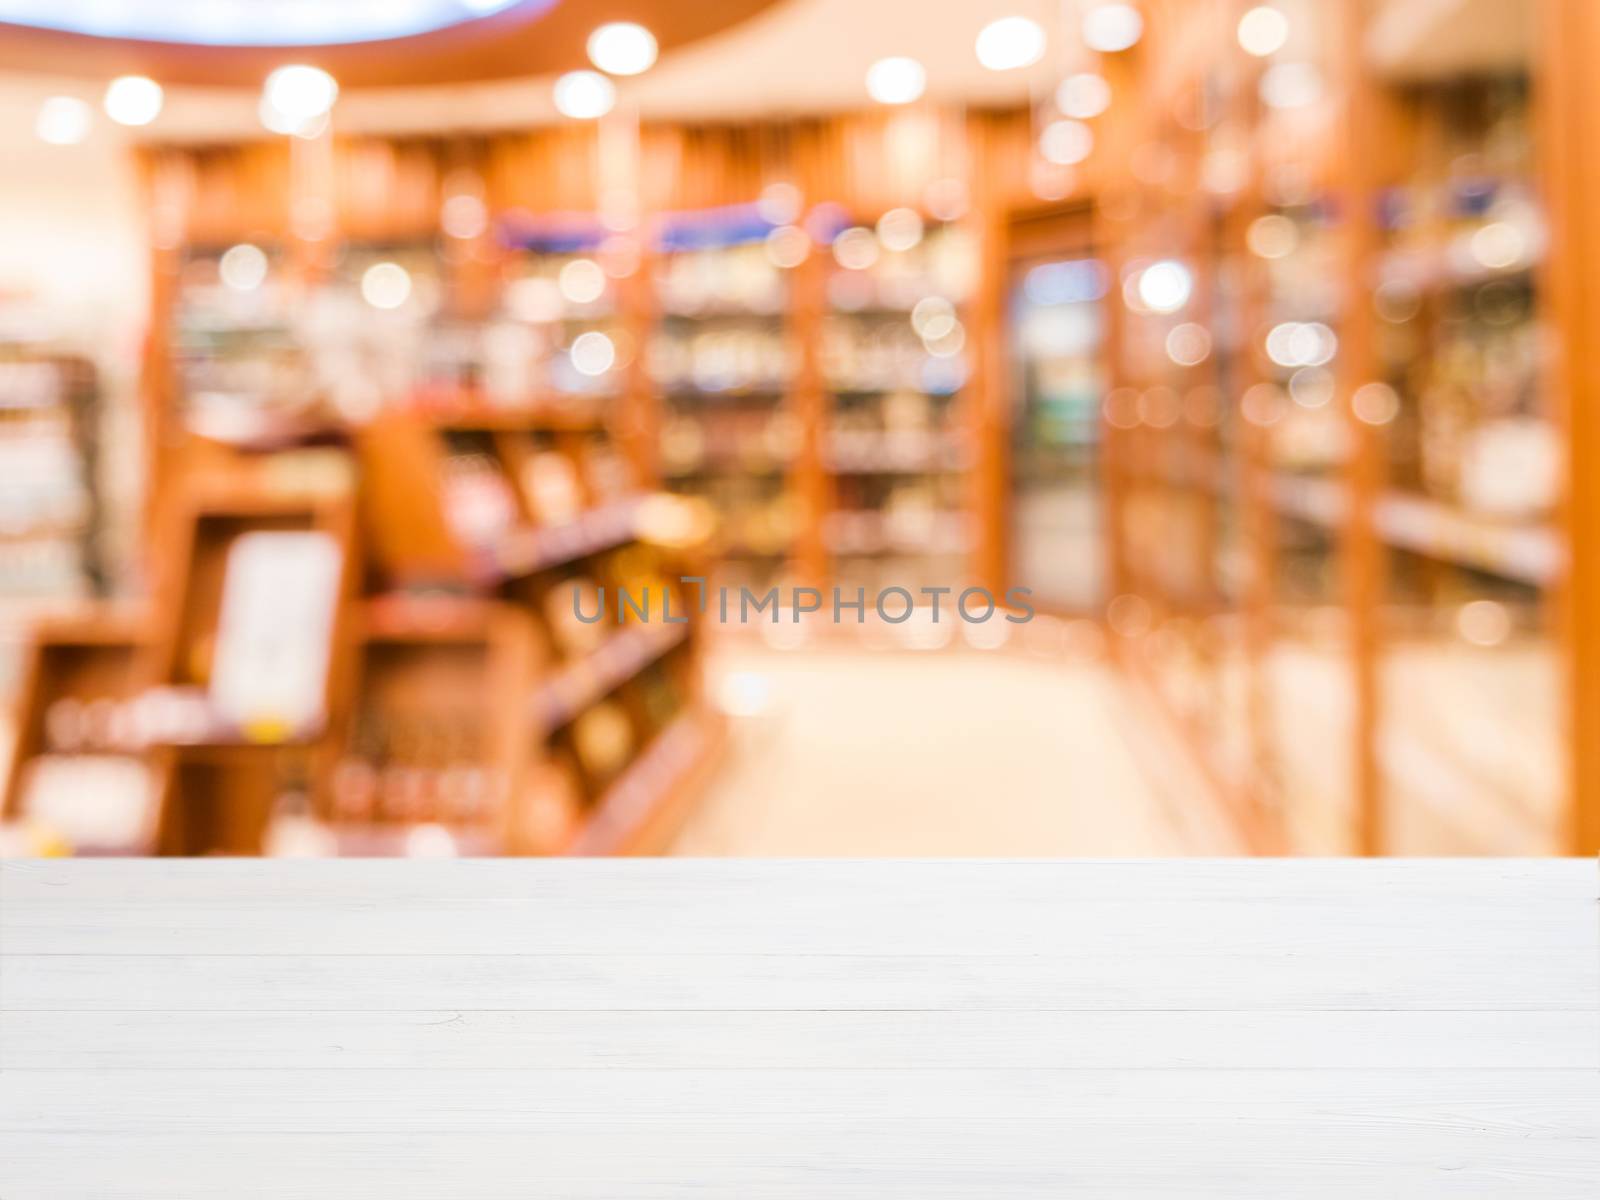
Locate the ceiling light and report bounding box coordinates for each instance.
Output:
[876,207,924,251]
[219,243,269,291]
[865,56,926,105]
[1136,260,1192,313]
[570,331,616,376]
[34,96,91,145]
[1237,5,1290,57]
[361,262,412,310]
[1056,73,1111,119]
[587,22,657,76]
[975,16,1046,71]
[103,76,163,126]
[263,64,338,122]
[1040,119,1094,165]
[553,70,615,119]
[557,258,607,304]
[1082,3,1143,53]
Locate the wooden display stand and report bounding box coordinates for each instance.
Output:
[0,611,159,854]
[2,428,724,857]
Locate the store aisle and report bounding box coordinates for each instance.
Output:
[673,642,1244,856]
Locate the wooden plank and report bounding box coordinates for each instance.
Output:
[3,1009,1587,1071]
[3,884,1589,956]
[1,1125,1595,1199]
[2,860,1596,1197]
[6,947,1592,1012]
[7,1068,1596,1130]
[6,857,1586,903]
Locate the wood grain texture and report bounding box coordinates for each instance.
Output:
[1,859,1597,1198]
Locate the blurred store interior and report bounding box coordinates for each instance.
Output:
[1,0,1596,857]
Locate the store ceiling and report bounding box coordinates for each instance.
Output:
[2,0,1531,142]
[3,0,1064,139]
[0,0,783,87]
[1367,0,1533,80]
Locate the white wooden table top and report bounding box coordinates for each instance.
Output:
[1,859,1597,1198]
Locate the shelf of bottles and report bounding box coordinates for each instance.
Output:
[1101,1,1359,848]
[652,216,799,592]
[0,352,100,605]
[172,213,642,430]
[821,209,976,594]
[469,221,632,419]
[172,240,306,444]
[1371,54,1559,853]
[326,541,700,857]
[172,237,462,441]
[506,541,700,851]
[1222,0,1355,852]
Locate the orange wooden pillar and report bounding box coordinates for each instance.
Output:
[789,234,830,591]
[1539,0,1600,854]
[1336,0,1386,855]
[966,112,1011,600]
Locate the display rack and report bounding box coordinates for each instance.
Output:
[820,211,976,594]
[0,351,103,608]
[0,611,154,855]
[1095,0,1575,854]
[0,443,723,857]
[4,134,728,858]
[652,209,799,591]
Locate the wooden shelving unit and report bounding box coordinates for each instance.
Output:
[820,213,976,595]
[135,111,1051,605]
[0,351,103,610]
[4,135,735,858]
[1,448,723,857]
[1092,0,1580,854]
[0,611,156,855]
[652,219,799,592]
[63,113,1043,852]
[21,32,1591,859]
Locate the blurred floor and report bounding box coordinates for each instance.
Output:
[672,642,1244,856]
